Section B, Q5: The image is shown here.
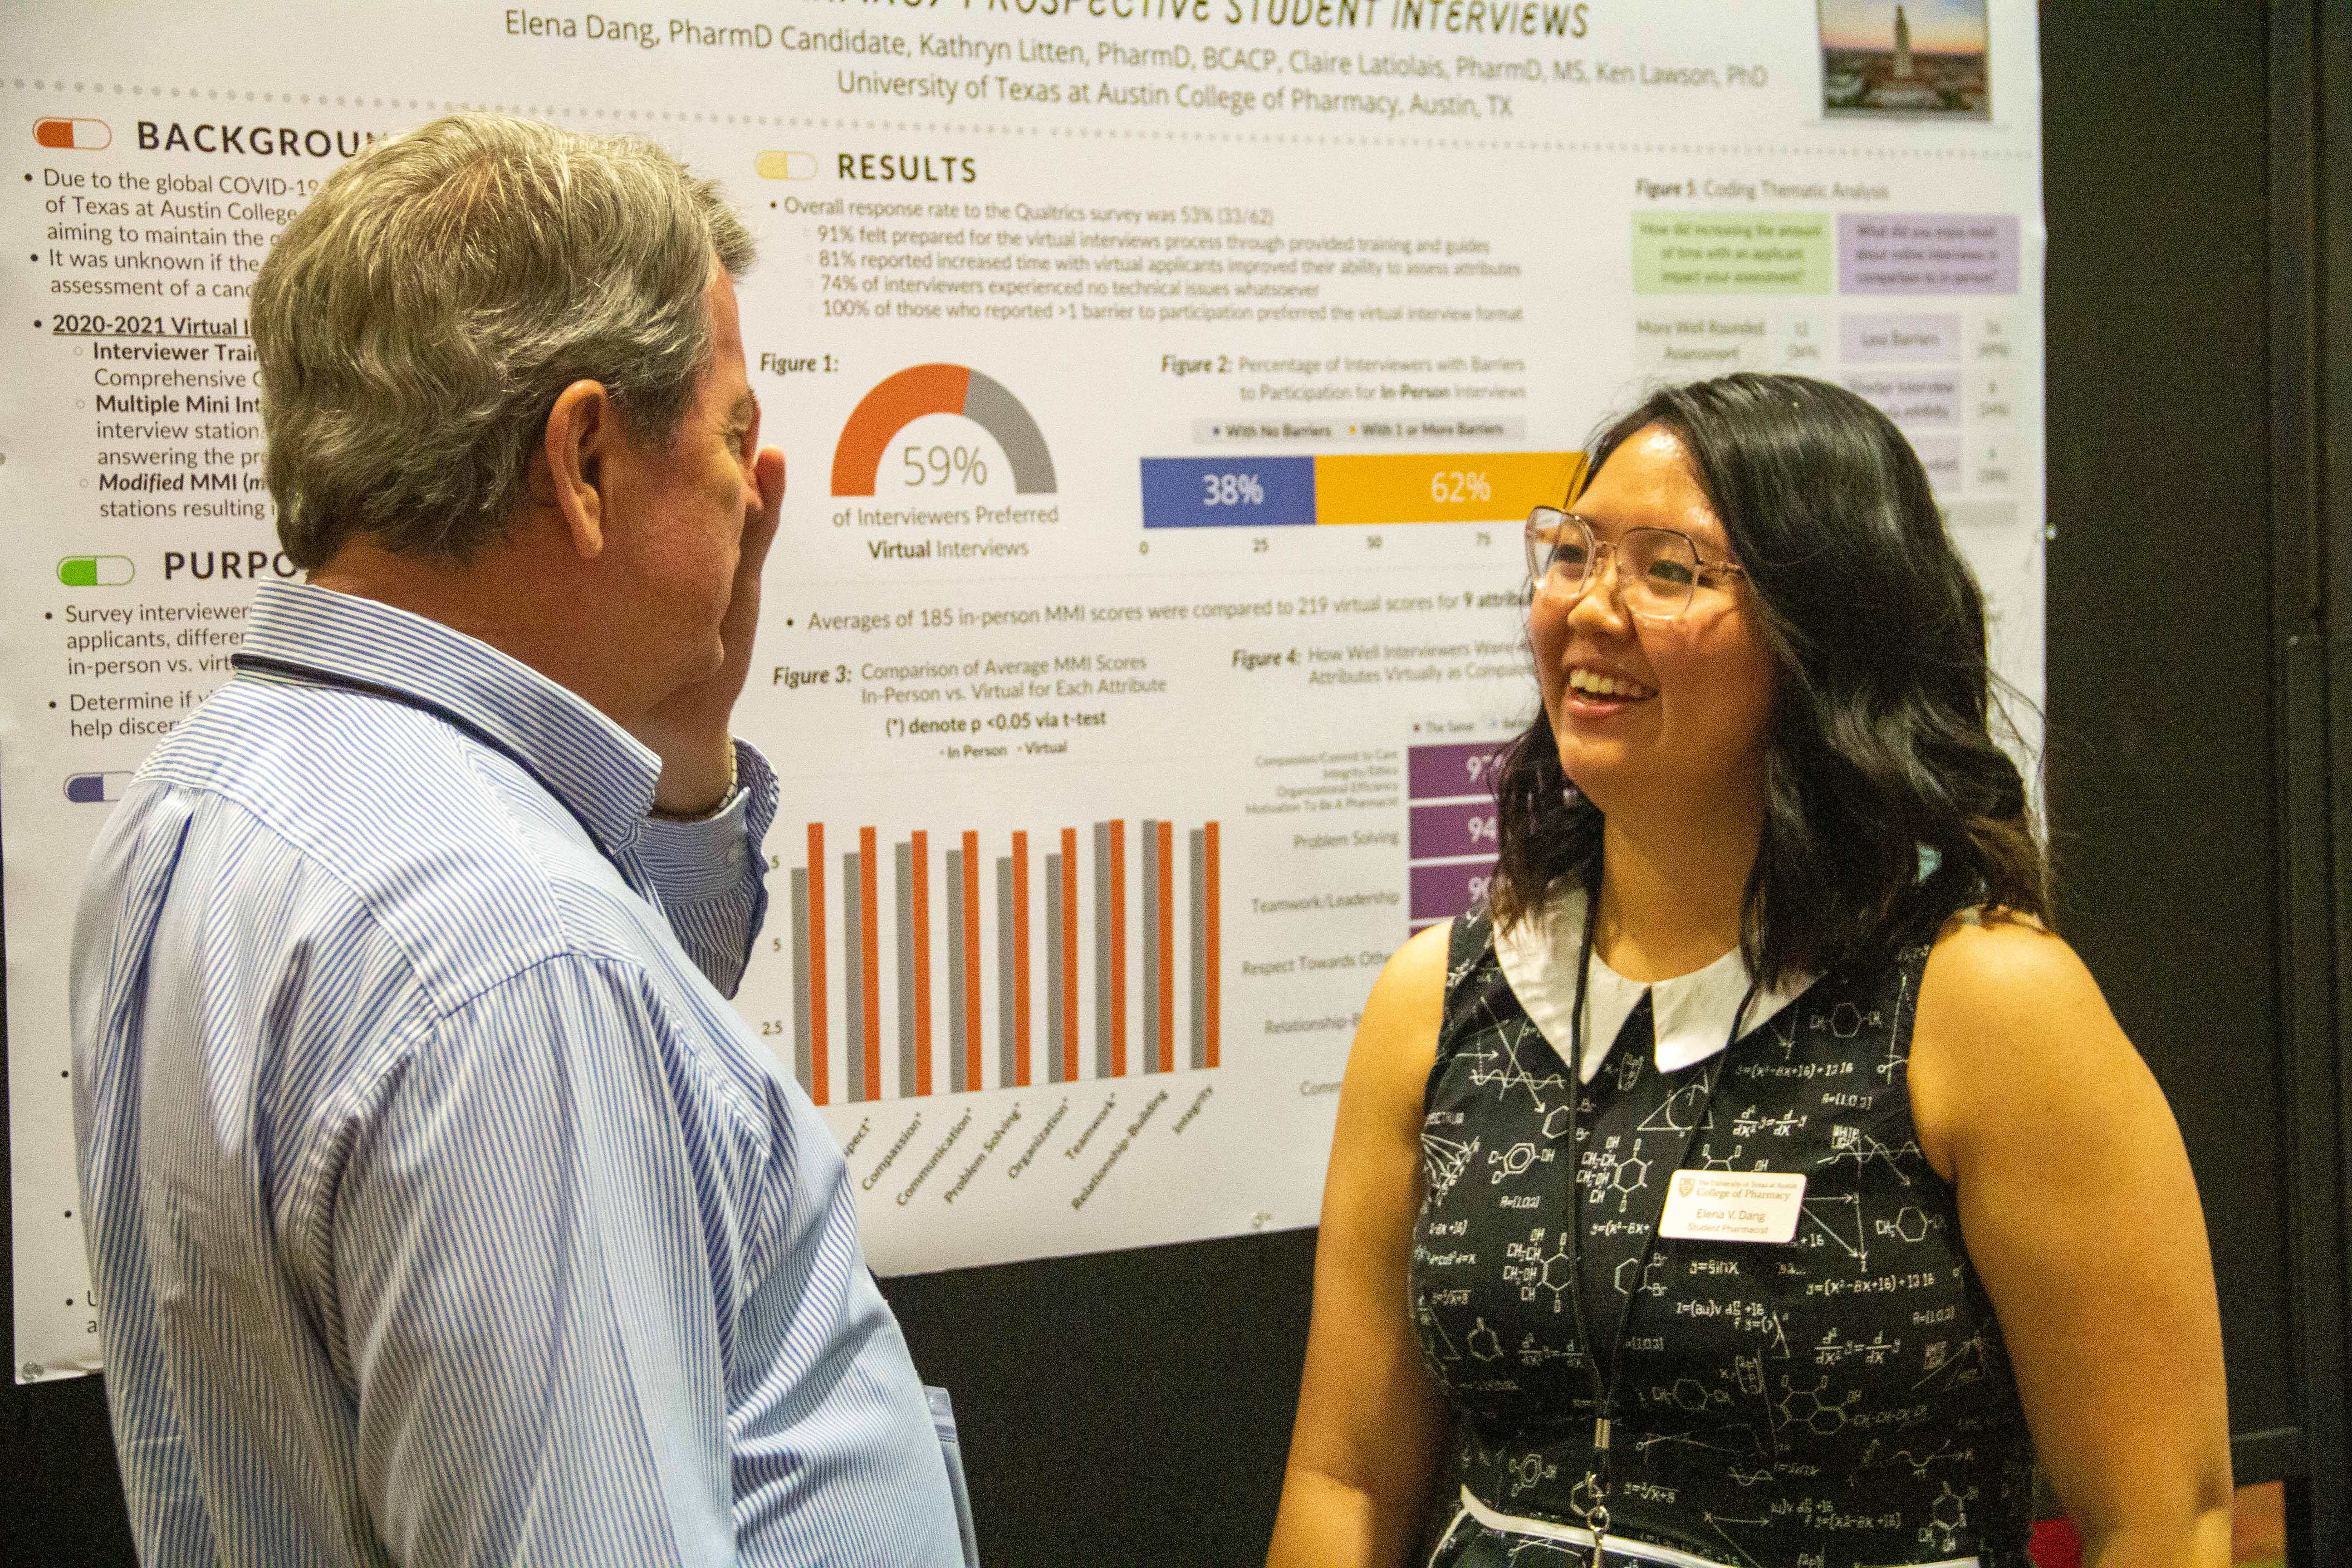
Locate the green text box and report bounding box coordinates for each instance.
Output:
[1632,211,1832,295]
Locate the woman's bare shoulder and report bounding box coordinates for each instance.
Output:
[1375,918,1455,1006]
[1327,920,1455,1130]
[1910,908,2141,1179]
[1919,909,2108,1042]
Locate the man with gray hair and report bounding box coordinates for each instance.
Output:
[70,114,966,1565]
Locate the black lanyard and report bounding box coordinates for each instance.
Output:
[228,652,631,879]
[1560,882,1756,1562]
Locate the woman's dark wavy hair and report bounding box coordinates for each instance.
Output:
[1486,372,2049,987]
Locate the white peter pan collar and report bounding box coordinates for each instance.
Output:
[1492,885,1812,1083]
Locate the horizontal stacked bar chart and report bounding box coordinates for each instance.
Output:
[784,818,1220,1104]
[1407,741,1510,932]
[1138,451,1580,529]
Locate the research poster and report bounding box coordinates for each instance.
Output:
[4,0,2043,1380]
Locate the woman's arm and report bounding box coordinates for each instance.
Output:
[1267,922,1456,1568]
[1910,916,2233,1568]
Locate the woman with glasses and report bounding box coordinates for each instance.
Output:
[1267,373,2231,1568]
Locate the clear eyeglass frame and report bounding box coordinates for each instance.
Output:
[1523,506,1746,622]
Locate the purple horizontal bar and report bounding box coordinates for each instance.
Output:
[1840,214,2019,294]
[1407,741,1509,800]
[1411,800,1499,860]
[1411,859,1495,923]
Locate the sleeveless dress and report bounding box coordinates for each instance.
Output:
[1411,894,2034,1568]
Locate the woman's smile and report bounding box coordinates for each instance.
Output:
[1561,662,1658,713]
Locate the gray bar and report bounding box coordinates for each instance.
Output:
[1190,828,1208,1072]
[1140,819,1159,1076]
[1045,853,1065,1085]
[964,368,1058,494]
[1093,822,1112,1078]
[996,856,1017,1090]
[844,851,864,1103]
[897,840,917,1102]
[946,849,967,1093]
[790,869,813,1096]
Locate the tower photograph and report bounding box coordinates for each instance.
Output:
[1819,0,1990,117]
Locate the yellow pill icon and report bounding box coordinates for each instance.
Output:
[755,151,817,180]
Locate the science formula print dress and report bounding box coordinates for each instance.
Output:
[1410,890,2034,1568]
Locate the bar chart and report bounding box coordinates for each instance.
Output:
[783,818,1220,1103]
[1138,451,1579,529]
[1406,740,1509,932]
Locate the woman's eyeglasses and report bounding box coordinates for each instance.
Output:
[1524,507,1745,622]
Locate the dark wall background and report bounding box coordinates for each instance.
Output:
[2039,5,2348,1563]
[2040,0,2291,1465]
[5,4,2343,1564]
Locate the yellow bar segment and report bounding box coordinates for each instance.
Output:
[1312,451,1584,526]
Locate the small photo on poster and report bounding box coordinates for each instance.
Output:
[1819,0,1990,118]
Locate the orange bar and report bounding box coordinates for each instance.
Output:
[1109,820,1127,1076]
[1204,822,1221,1068]
[829,363,971,496]
[961,832,982,1092]
[1061,828,1080,1082]
[1012,831,1032,1087]
[1156,821,1175,1074]
[860,827,880,1101]
[808,824,828,1106]
[911,831,932,1096]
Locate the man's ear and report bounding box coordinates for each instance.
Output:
[542,380,615,560]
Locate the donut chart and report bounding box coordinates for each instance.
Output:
[830,363,1057,496]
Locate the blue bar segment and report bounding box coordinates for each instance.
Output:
[1140,456,1316,529]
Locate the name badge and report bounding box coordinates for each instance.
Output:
[1657,1170,1807,1244]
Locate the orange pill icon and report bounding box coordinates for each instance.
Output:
[35,117,111,150]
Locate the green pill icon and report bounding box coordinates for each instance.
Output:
[58,556,134,587]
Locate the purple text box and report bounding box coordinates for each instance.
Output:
[1407,740,1509,801]
[1411,799,1500,859]
[1843,372,1963,428]
[1841,313,1962,361]
[1840,214,2019,294]
[1908,436,1962,485]
[1411,858,1496,923]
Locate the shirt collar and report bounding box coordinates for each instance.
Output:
[239,580,660,854]
[1492,883,1811,1083]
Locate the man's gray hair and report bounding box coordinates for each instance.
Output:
[252,113,755,567]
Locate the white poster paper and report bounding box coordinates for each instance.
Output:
[4,0,2043,1380]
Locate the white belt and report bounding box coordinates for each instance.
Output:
[1440,1486,1982,1568]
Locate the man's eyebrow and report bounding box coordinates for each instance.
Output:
[730,390,759,426]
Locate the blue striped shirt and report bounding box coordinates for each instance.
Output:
[69,579,964,1567]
